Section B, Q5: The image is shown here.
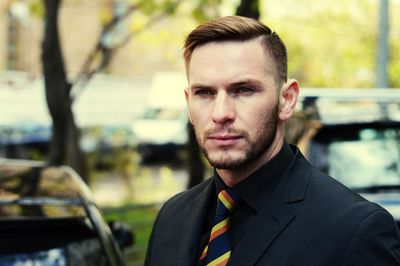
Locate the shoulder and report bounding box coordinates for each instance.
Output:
[161,178,213,212]
[342,208,400,265]
[287,147,392,224]
[145,178,213,265]
[305,160,382,216]
[151,178,213,226]
[289,147,370,205]
[286,151,400,263]
[283,147,368,208]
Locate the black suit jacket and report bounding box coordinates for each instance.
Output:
[145,147,400,265]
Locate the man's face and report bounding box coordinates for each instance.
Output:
[185,38,282,169]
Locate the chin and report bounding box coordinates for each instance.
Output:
[208,154,247,170]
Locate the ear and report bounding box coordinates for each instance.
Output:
[184,87,189,101]
[184,87,193,124]
[279,79,299,121]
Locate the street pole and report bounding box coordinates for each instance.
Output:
[376,0,389,88]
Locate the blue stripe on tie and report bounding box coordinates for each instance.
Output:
[199,189,240,265]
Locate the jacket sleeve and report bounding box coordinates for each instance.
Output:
[144,190,187,266]
[343,208,400,265]
[144,202,166,266]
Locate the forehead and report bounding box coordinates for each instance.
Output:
[188,38,276,86]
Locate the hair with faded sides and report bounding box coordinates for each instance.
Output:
[183,16,287,86]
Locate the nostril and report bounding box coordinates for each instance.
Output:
[212,110,235,125]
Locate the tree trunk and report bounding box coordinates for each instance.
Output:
[41,0,87,182]
[235,0,260,20]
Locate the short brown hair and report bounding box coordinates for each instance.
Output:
[183,16,287,85]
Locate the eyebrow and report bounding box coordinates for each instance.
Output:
[189,83,212,90]
[190,79,264,90]
[227,79,264,89]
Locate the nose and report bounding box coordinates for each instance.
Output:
[212,92,235,125]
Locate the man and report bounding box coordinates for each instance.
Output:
[145,16,400,266]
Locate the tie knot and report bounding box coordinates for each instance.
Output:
[216,189,240,216]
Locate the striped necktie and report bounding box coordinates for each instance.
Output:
[199,189,240,266]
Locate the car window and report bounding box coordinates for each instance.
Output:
[0,247,67,265]
[0,218,111,266]
[0,238,109,266]
[309,127,400,188]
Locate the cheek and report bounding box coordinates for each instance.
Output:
[242,102,270,119]
[189,105,209,128]
[243,101,278,127]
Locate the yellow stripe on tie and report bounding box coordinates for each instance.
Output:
[199,245,208,260]
[199,189,240,265]
[210,218,229,238]
[207,251,231,266]
[219,190,235,211]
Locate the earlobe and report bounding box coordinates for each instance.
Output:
[279,79,299,121]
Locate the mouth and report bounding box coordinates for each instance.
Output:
[207,134,242,146]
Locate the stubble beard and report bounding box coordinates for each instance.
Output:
[195,104,279,170]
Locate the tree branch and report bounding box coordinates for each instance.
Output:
[71,0,181,100]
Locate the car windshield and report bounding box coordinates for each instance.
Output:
[0,218,110,266]
[0,247,66,265]
[143,108,182,120]
[0,238,108,266]
[309,126,400,189]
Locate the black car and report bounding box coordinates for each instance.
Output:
[0,159,132,266]
[287,88,400,224]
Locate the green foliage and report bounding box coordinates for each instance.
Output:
[134,0,179,16]
[264,0,400,88]
[388,3,400,87]
[107,0,400,88]
[191,0,224,22]
[28,0,44,17]
[389,59,400,87]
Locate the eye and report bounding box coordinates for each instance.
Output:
[194,88,215,97]
[231,86,255,96]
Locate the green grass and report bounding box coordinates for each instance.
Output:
[103,204,160,265]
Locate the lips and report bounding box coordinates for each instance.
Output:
[207,134,242,146]
[208,134,241,140]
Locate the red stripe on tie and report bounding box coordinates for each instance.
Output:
[209,224,229,242]
[199,246,208,260]
[221,190,236,209]
[216,258,229,266]
[200,189,240,265]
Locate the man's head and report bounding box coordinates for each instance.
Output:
[183,16,298,185]
[183,16,287,86]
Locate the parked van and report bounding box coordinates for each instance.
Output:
[131,72,188,163]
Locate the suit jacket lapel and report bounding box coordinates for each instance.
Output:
[230,149,311,266]
[229,193,296,266]
[177,180,214,266]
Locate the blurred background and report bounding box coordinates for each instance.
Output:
[0,0,399,264]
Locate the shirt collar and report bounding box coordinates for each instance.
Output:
[214,141,294,211]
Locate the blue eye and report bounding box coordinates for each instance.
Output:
[195,89,215,96]
[232,87,254,96]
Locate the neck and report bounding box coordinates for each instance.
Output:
[217,125,285,187]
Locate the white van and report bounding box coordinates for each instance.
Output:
[131,72,188,163]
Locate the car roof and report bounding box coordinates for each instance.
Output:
[298,88,400,101]
[0,159,95,219]
[297,88,400,125]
